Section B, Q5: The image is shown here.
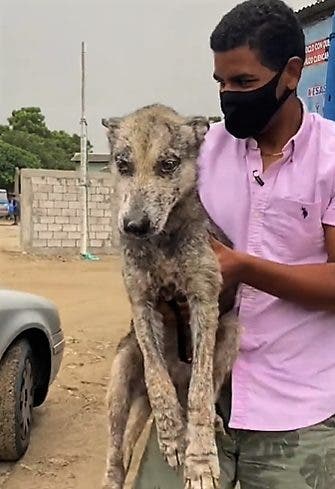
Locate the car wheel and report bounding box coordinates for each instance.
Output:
[0,339,35,461]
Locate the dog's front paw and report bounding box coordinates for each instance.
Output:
[184,440,220,489]
[159,431,186,468]
[156,413,186,469]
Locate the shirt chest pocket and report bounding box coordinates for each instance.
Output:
[263,198,325,262]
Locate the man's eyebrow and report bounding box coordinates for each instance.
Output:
[213,73,224,82]
[213,72,257,82]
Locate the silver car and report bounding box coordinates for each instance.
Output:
[0,289,64,461]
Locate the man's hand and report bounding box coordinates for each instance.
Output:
[210,229,335,312]
[210,236,246,288]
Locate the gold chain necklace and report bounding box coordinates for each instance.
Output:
[260,150,284,157]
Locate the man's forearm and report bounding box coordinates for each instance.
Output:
[239,254,335,311]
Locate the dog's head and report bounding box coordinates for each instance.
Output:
[102,104,209,238]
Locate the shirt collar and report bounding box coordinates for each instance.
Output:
[246,99,311,163]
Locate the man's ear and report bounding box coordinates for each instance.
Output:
[285,57,304,91]
[184,116,210,146]
[101,117,122,148]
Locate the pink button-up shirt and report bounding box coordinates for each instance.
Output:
[198,107,335,431]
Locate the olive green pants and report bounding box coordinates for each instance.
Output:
[134,415,335,489]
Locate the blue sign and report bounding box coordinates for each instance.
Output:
[298,16,333,115]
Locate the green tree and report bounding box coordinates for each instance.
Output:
[0,106,92,172]
[51,130,92,160]
[0,141,40,188]
[8,107,50,138]
[0,125,9,136]
[1,130,75,171]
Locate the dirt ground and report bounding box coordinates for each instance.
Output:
[0,223,138,489]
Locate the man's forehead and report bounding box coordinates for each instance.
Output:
[213,46,269,77]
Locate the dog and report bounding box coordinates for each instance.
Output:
[102,104,240,489]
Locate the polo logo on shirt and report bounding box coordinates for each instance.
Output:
[301,206,308,219]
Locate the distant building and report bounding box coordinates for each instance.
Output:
[71,153,110,173]
[297,0,335,119]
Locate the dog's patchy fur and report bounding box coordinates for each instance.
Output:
[102,104,240,489]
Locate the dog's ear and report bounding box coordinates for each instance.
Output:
[184,116,210,146]
[101,117,122,149]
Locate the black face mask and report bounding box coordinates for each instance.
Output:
[220,70,293,139]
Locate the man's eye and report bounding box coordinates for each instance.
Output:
[238,79,255,87]
[159,159,180,175]
[215,79,225,90]
[115,157,133,176]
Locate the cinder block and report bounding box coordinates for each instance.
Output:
[91,225,104,232]
[64,193,78,202]
[35,192,48,201]
[91,194,104,203]
[50,193,63,201]
[47,208,62,216]
[33,240,47,248]
[97,217,111,225]
[63,224,78,232]
[44,201,55,209]
[31,176,46,185]
[39,231,53,240]
[54,201,69,209]
[55,216,70,224]
[96,232,110,240]
[69,201,80,209]
[36,184,53,193]
[40,217,55,224]
[47,177,59,185]
[48,240,62,247]
[62,239,76,248]
[62,208,76,217]
[53,231,68,239]
[66,186,77,194]
[90,239,103,247]
[48,224,62,232]
[68,232,81,240]
[34,223,48,232]
[53,185,65,194]
[90,209,104,217]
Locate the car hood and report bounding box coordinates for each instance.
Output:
[0,289,61,335]
[0,289,56,310]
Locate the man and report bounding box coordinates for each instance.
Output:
[12,195,20,225]
[134,1,335,487]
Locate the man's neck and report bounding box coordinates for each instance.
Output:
[256,96,303,156]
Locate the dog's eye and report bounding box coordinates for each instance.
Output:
[159,159,180,175]
[115,156,133,176]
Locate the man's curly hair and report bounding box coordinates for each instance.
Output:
[210,0,305,71]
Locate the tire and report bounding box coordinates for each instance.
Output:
[0,339,35,461]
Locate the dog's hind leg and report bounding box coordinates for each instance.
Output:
[122,393,151,475]
[103,329,144,489]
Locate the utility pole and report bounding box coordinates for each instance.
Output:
[80,41,88,256]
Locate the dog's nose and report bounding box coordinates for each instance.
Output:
[123,217,151,236]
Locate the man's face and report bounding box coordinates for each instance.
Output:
[213,46,301,97]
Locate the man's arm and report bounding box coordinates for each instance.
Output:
[211,225,335,312]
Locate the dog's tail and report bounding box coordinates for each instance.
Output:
[103,326,149,488]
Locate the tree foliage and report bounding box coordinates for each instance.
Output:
[0,107,92,188]
[0,141,40,188]
[8,107,50,138]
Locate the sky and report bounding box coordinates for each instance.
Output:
[0,0,311,152]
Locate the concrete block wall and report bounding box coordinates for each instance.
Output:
[20,168,119,255]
